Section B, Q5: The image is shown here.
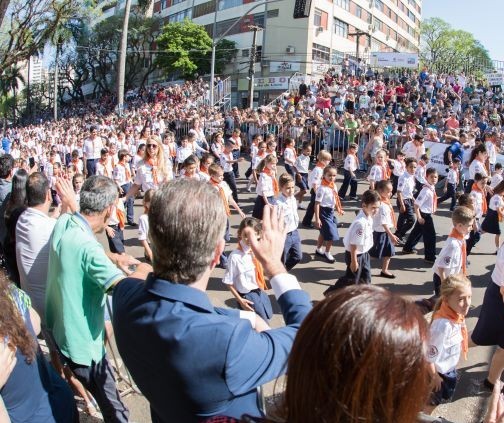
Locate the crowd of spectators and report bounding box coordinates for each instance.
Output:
[0,66,503,423]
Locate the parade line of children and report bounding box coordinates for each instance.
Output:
[93,132,502,418]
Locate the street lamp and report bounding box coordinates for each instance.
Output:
[209,0,283,107]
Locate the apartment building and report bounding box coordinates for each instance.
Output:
[154,0,422,105]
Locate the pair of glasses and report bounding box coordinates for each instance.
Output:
[147,144,158,149]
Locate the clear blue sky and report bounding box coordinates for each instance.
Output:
[422,0,504,60]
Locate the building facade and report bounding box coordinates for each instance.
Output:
[157,0,422,105]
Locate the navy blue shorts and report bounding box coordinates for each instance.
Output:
[240,289,273,321]
[481,209,500,235]
[430,370,457,405]
[106,225,125,254]
[472,281,504,348]
[296,173,309,191]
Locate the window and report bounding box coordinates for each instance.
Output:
[408,10,416,22]
[255,46,262,62]
[355,5,362,18]
[373,18,383,32]
[374,0,384,12]
[312,43,330,63]
[193,1,215,18]
[335,0,349,11]
[242,49,249,57]
[314,8,322,27]
[218,0,242,10]
[333,18,348,38]
[313,8,328,29]
[172,0,185,5]
[168,8,192,22]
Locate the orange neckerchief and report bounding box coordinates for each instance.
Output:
[471,183,488,215]
[349,152,359,169]
[237,242,267,290]
[262,167,279,195]
[210,179,231,216]
[169,143,177,158]
[321,179,343,214]
[146,158,159,185]
[316,161,326,169]
[382,197,397,228]
[379,164,389,181]
[433,300,468,360]
[99,158,109,177]
[449,228,467,275]
[119,162,131,180]
[423,184,437,213]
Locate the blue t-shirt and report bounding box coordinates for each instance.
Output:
[448,142,463,163]
[1,137,11,154]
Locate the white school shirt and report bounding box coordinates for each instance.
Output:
[220,152,234,173]
[469,190,484,220]
[250,144,258,160]
[113,163,132,186]
[486,141,497,165]
[294,154,310,174]
[368,164,386,182]
[415,184,436,214]
[402,141,425,160]
[446,168,459,185]
[83,136,103,159]
[491,244,504,287]
[252,153,266,170]
[343,154,358,172]
[427,318,463,374]
[283,147,296,166]
[198,171,211,182]
[315,184,338,208]
[343,210,374,254]
[489,194,504,211]
[138,213,149,242]
[391,159,405,177]
[176,146,193,164]
[256,172,275,197]
[491,172,503,189]
[469,159,488,179]
[276,194,299,233]
[96,160,112,178]
[308,166,324,190]
[222,243,261,294]
[372,202,395,232]
[134,160,165,191]
[415,164,427,185]
[433,236,464,278]
[397,172,415,199]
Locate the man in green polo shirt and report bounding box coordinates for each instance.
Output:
[45,175,143,423]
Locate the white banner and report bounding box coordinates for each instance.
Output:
[424,141,449,176]
[269,61,301,73]
[486,72,504,86]
[370,52,419,69]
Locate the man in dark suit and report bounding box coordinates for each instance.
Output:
[112,179,312,422]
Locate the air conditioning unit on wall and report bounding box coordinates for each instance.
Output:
[286,46,295,54]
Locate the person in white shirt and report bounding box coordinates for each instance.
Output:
[301,150,331,227]
[324,190,380,294]
[138,189,153,262]
[390,151,406,196]
[113,149,135,225]
[369,180,399,279]
[338,143,359,200]
[276,174,302,271]
[294,142,311,208]
[437,158,461,211]
[401,134,426,161]
[426,274,471,414]
[490,163,503,189]
[83,126,104,176]
[395,158,418,242]
[222,217,273,322]
[176,136,194,172]
[403,168,439,263]
[466,143,488,193]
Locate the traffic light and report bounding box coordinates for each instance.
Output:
[293,0,311,18]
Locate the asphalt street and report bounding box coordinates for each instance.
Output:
[84,161,500,423]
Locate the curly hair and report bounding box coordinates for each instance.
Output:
[0,271,37,363]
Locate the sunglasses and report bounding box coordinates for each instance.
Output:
[146,144,158,149]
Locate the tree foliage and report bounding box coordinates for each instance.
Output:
[156,19,212,80]
[156,19,237,79]
[0,0,80,76]
[420,17,493,76]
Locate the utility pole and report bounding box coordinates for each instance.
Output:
[117,0,132,116]
[348,31,369,74]
[248,25,262,110]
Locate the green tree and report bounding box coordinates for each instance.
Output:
[195,38,237,76]
[156,18,212,80]
[0,64,25,124]
[420,17,493,75]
